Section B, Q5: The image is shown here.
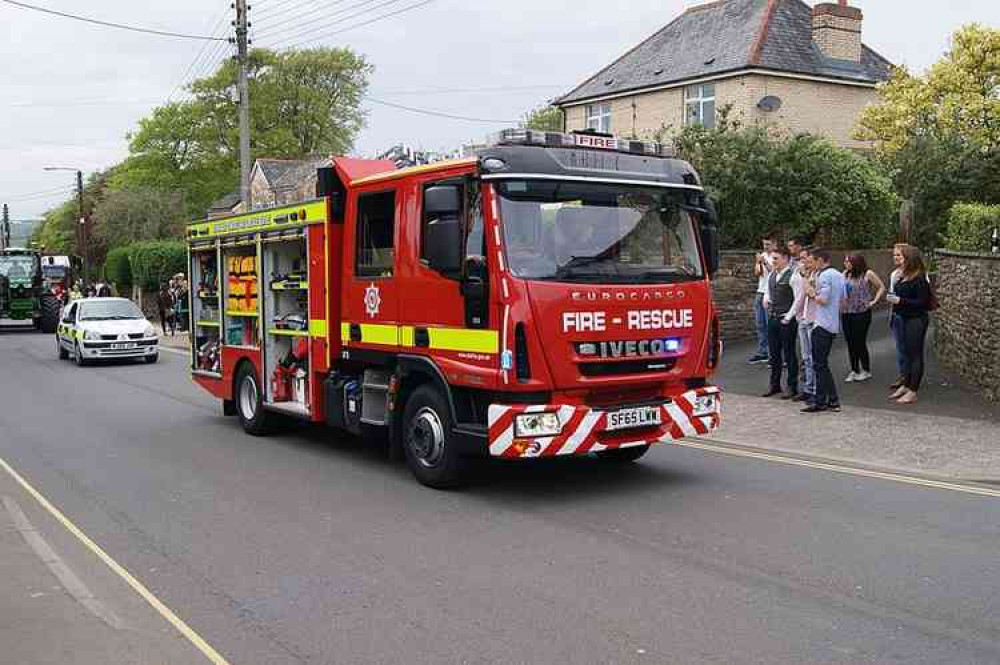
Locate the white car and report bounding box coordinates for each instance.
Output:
[56,297,159,366]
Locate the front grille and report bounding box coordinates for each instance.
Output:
[128,333,144,340]
[100,334,118,341]
[579,358,677,377]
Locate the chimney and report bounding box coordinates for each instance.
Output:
[812,1,863,62]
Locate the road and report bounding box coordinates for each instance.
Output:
[1,330,999,664]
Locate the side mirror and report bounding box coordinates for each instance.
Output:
[425,185,462,216]
[425,217,463,274]
[701,199,720,277]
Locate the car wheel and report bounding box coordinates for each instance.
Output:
[74,342,88,367]
[402,385,468,489]
[57,335,68,360]
[145,353,158,364]
[595,444,651,464]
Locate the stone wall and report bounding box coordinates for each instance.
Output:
[712,248,894,344]
[934,250,1000,403]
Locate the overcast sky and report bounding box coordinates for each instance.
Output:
[1,0,997,221]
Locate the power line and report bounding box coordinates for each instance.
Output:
[6,188,77,203]
[5,185,75,200]
[269,0,436,50]
[166,4,233,103]
[254,0,369,37]
[252,0,314,20]
[261,0,410,47]
[0,0,228,40]
[4,98,162,108]
[376,84,565,96]
[364,96,518,124]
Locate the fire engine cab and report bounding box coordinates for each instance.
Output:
[186,129,723,488]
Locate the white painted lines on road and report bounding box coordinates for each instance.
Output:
[677,438,1000,499]
[3,496,126,630]
[0,456,233,665]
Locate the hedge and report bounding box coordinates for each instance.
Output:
[944,203,1000,253]
[127,240,187,291]
[103,246,133,289]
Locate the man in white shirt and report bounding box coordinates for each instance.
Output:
[761,247,801,398]
[749,236,776,364]
[791,247,815,403]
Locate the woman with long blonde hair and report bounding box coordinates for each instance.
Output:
[886,246,933,404]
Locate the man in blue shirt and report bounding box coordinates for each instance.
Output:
[801,248,844,413]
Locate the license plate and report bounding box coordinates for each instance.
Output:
[110,343,137,350]
[606,406,662,431]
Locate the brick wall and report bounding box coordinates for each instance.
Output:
[934,250,1000,403]
[563,73,879,150]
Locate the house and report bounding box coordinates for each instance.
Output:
[555,0,892,150]
[249,157,331,210]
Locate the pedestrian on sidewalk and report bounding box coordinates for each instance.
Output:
[157,282,176,336]
[749,235,777,364]
[802,248,845,413]
[888,243,910,390]
[762,247,801,399]
[887,246,934,405]
[792,247,816,403]
[841,254,885,383]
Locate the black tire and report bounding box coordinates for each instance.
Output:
[235,363,275,436]
[57,335,68,359]
[595,445,652,464]
[401,385,468,489]
[144,353,158,364]
[38,294,61,334]
[222,399,237,416]
[73,342,88,367]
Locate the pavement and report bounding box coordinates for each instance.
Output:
[2,327,1000,664]
[712,310,1000,481]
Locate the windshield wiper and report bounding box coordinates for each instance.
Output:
[556,255,614,276]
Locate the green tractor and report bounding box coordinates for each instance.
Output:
[0,248,62,333]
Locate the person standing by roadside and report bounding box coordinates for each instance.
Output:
[762,247,801,399]
[157,282,176,336]
[888,244,909,390]
[802,248,845,413]
[749,236,777,364]
[841,254,885,382]
[792,247,816,403]
[887,246,933,405]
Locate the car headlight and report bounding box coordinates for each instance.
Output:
[144,324,158,338]
[83,329,101,341]
[514,412,562,438]
[691,393,718,417]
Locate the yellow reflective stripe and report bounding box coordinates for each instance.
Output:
[399,326,415,348]
[340,322,351,344]
[309,319,327,338]
[187,200,327,240]
[427,328,499,354]
[359,324,399,346]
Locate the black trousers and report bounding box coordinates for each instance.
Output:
[811,326,840,407]
[901,314,929,391]
[767,316,799,393]
[841,310,873,373]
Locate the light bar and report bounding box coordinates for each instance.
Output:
[491,129,677,158]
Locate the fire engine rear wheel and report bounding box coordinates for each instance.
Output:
[236,364,275,436]
[595,445,652,464]
[402,386,468,489]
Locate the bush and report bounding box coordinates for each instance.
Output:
[104,247,133,289]
[944,203,1000,252]
[127,240,187,291]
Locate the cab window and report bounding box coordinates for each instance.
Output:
[355,190,396,278]
[62,303,77,324]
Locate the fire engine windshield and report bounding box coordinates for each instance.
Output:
[496,180,704,283]
[0,255,37,280]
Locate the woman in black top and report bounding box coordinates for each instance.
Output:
[887,246,932,404]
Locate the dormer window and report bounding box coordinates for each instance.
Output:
[684,83,716,129]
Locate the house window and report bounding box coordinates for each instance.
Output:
[685,84,716,129]
[355,191,396,278]
[586,103,612,133]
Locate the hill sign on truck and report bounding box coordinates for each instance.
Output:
[186,129,723,488]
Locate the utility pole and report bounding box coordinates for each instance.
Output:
[235,0,251,209]
[1,203,9,250]
[76,170,89,280]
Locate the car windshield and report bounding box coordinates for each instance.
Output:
[496,181,704,284]
[79,300,144,321]
[0,255,38,279]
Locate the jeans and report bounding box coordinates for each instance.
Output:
[890,313,906,377]
[753,293,769,356]
[767,316,799,393]
[797,320,815,397]
[900,314,930,391]
[811,326,840,408]
[842,310,873,373]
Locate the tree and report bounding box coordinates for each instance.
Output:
[857,24,1000,246]
[92,188,187,253]
[522,105,565,131]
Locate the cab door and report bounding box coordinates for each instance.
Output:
[340,187,401,358]
[58,302,78,349]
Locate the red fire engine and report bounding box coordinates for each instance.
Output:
[186,129,723,488]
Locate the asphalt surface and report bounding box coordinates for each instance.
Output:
[2,329,1000,664]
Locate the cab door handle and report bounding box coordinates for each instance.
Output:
[349,324,361,342]
[415,328,430,348]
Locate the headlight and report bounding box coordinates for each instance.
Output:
[144,324,158,338]
[514,412,562,438]
[691,394,718,416]
[83,329,101,341]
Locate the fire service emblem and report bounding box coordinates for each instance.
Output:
[364,283,382,318]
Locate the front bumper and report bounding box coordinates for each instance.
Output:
[487,387,721,459]
[81,339,158,360]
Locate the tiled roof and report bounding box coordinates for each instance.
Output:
[208,191,241,212]
[557,0,892,106]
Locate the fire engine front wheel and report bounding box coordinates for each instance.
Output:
[236,364,275,436]
[402,386,468,489]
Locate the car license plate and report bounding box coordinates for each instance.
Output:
[606,406,662,432]
[110,343,137,350]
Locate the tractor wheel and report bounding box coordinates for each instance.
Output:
[57,335,68,360]
[38,294,61,334]
[401,385,469,489]
[595,445,651,464]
